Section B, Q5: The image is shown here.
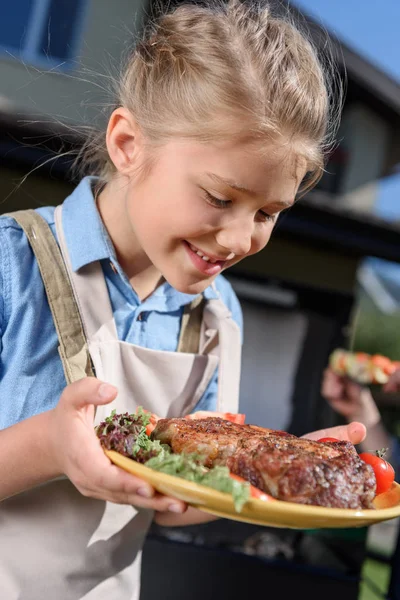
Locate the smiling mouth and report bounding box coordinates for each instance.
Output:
[187,243,234,264]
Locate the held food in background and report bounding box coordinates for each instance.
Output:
[329,348,400,385]
[97,409,377,511]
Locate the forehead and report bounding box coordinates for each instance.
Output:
[178,142,307,201]
[161,138,307,198]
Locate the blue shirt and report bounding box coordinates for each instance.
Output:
[0,177,242,430]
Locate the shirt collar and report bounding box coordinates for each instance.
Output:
[62,176,115,271]
[61,176,219,303]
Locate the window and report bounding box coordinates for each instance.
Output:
[0,0,88,70]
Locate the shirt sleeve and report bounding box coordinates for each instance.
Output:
[0,228,8,357]
[191,276,243,413]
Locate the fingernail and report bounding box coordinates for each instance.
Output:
[98,383,117,399]
[137,487,152,498]
[168,503,184,513]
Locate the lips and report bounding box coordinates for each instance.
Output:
[188,243,218,263]
[184,241,228,276]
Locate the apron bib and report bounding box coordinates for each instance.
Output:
[0,206,241,599]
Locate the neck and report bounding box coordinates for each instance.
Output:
[96,177,162,300]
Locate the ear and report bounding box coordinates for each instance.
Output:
[105,107,143,175]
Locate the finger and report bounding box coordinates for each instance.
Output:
[327,398,357,418]
[383,378,400,392]
[86,459,187,512]
[76,461,156,500]
[119,493,187,513]
[383,369,400,392]
[346,380,363,398]
[136,492,188,514]
[89,482,187,513]
[347,421,367,444]
[61,378,118,410]
[302,421,366,444]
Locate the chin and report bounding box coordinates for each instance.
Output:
[167,273,214,295]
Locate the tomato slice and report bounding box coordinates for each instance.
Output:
[229,473,274,501]
[136,408,159,436]
[317,437,340,443]
[371,355,396,375]
[185,411,246,424]
[223,412,246,425]
[359,450,395,495]
[145,414,158,436]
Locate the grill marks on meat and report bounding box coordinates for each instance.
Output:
[152,417,376,509]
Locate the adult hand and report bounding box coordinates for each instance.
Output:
[321,367,381,429]
[383,368,400,393]
[48,377,187,514]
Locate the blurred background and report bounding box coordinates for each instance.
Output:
[1,1,400,598]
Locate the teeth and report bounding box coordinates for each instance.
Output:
[190,244,213,263]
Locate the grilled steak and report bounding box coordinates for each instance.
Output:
[152,417,376,509]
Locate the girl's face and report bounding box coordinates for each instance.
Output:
[121,137,307,295]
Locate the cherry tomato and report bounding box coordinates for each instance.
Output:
[317,437,340,443]
[229,473,274,501]
[359,450,395,495]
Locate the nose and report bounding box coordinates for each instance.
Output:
[215,217,253,257]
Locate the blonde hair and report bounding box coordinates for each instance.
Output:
[80,0,342,192]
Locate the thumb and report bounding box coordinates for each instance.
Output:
[302,421,366,444]
[61,377,118,409]
[345,379,363,399]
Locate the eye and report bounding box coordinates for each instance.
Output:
[257,210,277,223]
[204,191,231,208]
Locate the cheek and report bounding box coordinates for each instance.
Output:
[250,226,273,255]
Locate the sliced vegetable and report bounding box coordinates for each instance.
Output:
[370,355,396,375]
[223,412,246,425]
[359,449,395,495]
[185,411,246,424]
[146,453,250,511]
[229,473,274,501]
[145,414,159,436]
[317,437,340,443]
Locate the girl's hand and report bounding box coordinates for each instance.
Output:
[302,421,366,445]
[321,367,381,429]
[48,377,187,514]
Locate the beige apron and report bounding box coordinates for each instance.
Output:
[0,206,241,600]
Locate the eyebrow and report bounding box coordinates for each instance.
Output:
[205,172,293,208]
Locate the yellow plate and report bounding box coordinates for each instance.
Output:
[105,449,400,529]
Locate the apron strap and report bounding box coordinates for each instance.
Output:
[202,299,242,414]
[55,205,118,341]
[177,295,205,354]
[5,210,94,384]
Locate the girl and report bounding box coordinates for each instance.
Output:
[0,1,366,598]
